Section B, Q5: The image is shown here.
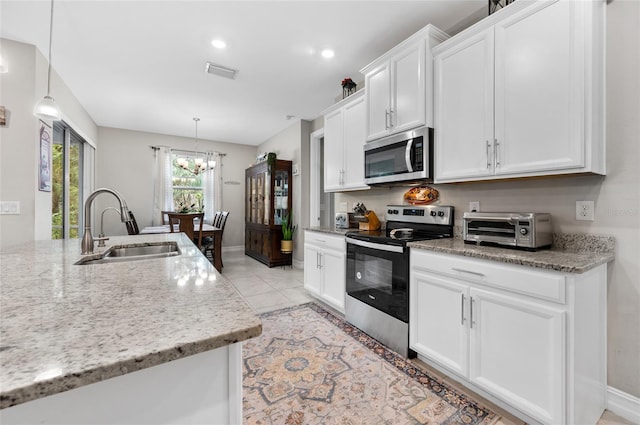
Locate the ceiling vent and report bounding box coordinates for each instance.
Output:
[205,62,238,80]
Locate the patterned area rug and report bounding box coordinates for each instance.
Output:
[243,303,498,425]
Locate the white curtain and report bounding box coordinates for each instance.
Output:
[203,152,222,224]
[152,146,173,225]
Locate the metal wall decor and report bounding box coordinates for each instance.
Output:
[489,0,515,15]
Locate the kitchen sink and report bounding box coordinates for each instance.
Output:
[75,242,180,265]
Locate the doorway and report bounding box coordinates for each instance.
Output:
[309,129,333,228]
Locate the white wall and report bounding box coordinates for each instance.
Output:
[0,38,97,250]
[257,119,311,264]
[96,127,256,249]
[334,0,640,398]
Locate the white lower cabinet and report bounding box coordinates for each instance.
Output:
[410,249,606,425]
[304,231,346,313]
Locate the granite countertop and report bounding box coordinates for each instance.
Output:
[408,233,615,274]
[305,226,351,236]
[0,233,262,409]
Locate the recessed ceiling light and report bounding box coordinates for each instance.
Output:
[211,39,227,49]
[321,49,335,59]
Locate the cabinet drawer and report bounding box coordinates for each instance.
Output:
[411,250,565,304]
[304,231,345,252]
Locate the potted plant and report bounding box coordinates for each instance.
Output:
[281,211,297,253]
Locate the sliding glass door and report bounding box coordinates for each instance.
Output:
[52,122,91,239]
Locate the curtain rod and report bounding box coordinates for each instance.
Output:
[150,145,226,156]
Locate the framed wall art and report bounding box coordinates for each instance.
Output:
[39,120,52,192]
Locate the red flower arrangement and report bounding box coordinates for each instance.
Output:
[341,77,356,88]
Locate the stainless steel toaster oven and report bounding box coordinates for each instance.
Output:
[463,212,552,250]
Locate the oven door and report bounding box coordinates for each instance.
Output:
[346,237,409,323]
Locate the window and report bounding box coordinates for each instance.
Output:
[52,122,92,239]
[171,152,205,213]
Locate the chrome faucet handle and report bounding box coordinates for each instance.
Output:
[96,234,109,248]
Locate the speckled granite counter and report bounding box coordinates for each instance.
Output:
[408,233,615,274]
[305,226,351,236]
[0,233,262,409]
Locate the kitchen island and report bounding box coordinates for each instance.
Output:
[0,233,261,424]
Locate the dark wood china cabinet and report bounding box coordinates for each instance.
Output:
[245,159,292,267]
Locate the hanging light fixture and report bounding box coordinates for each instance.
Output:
[34,0,62,121]
[176,118,215,175]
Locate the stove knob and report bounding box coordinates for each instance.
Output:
[430,211,437,217]
[520,228,528,235]
[437,211,445,217]
[394,209,399,214]
[387,209,393,215]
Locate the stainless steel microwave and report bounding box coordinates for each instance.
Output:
[363,127,433,185]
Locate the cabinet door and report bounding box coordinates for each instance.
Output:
[391,39,426,133]
[410,270,469,377]
[434,29,495,182]
[323,108,343,192]
[365,62,391,141]
[320,249,346,312]
[303,244,322,296]
[341,95,368,191]
[494,0,584,175]
[469,288,565,425]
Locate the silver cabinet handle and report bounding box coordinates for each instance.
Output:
[494,139,500,167]
[486,140,491,168]
[318,252,322,269]
[385,110,390,130]
[389,109,395,128]
[452,267,485,278]
[316,252,320,269]
[461,294,466,325]
[470,296,476,328]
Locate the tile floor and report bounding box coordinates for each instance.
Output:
[221,250,633,425]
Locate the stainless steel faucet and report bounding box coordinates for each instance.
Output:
[81,188,131,254]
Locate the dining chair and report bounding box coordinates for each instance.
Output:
[203,211,229,265]
[161,210,172,225]
[167,212,204,248]
[125,211,140,235]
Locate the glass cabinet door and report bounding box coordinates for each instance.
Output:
[273,170,289,224]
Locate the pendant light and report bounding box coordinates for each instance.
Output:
[33,0,62,121]
[176,118,215,175]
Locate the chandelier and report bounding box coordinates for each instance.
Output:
[176,117,215,175]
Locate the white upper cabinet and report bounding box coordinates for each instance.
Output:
[434,0,606,183]
[434,29,495,181]
[361,25,449,142]
[322,90,369,192]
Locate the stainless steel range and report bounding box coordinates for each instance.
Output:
[345,204,454,357]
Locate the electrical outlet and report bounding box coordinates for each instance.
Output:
[0,201,20,215]
[576,201,595,221]
[469,201,480,212]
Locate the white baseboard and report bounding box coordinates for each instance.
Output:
[607,386,640,424]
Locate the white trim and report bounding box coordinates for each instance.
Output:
[607,386,640,424]
[309,128,324,228]
[59,112,97,149]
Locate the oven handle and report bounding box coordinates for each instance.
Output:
[346,237,404,253]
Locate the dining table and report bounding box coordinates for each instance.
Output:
[140,223,223,272]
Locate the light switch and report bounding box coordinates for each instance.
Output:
[0,201,20,214]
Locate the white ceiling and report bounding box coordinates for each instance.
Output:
[1,1,485,146]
